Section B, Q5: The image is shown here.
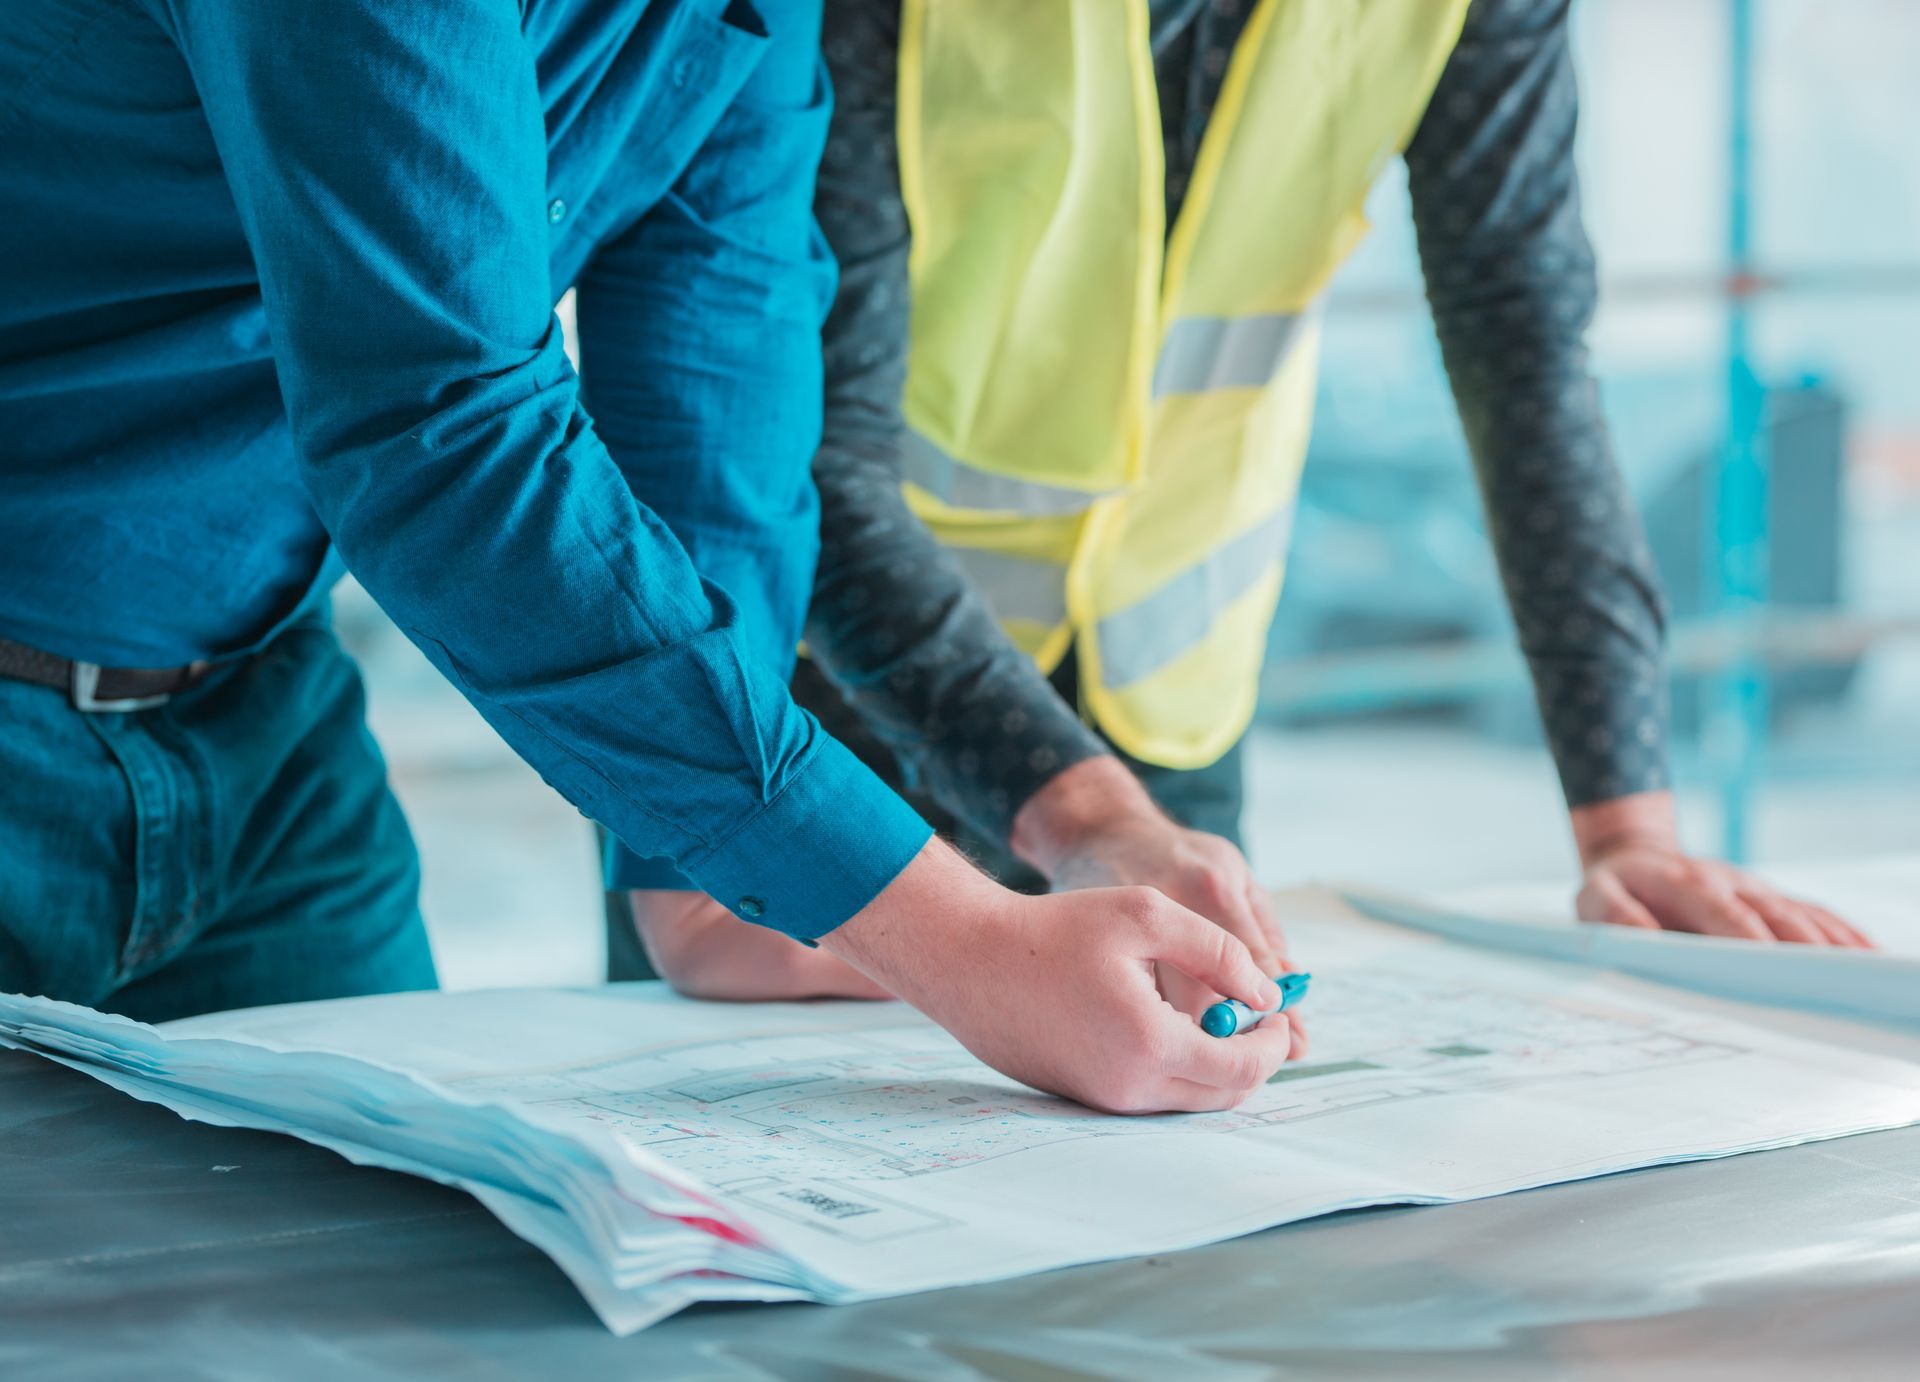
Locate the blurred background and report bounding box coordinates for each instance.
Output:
[338,0,1920,988]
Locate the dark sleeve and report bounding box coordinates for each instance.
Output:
[803,0,1110,845]
[1406,0,1673,807]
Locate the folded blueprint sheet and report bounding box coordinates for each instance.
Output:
[5,890,1920,1334]
[1344,869,1920,1030]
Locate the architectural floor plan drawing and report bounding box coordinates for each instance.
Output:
[444,968,1748,1203]
[6,889,1920,1333]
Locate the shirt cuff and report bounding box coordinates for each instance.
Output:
[679,732,934,944]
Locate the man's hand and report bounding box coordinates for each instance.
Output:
[1010,757,1290,976]
[1007,756,1303,1049]
[1572,791,1874,947]
[630,891,894,1001]
[823,838,1294,1114]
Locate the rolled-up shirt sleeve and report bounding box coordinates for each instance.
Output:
[162,0,928,939]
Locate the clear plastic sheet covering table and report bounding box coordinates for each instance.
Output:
[4,858,1918,1378]
[5,1053,1918,1379]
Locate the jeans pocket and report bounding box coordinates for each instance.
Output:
[0,681,143,1001]
[85,708,220,989]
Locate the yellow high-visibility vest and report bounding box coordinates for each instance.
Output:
[897,0,1469,767]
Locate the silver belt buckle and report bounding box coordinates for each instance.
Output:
[70,661,174,714]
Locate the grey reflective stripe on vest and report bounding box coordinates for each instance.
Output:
[952,548,1069,629]
[905,312,1307,515]
[1095,504,1295,689]
[1151,312,1306,398]
[902,428,1111,516]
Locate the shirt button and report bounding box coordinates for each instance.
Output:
[737,896,766,919]
[547,198,567,224]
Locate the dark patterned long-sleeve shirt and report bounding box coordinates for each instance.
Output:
[802,0,1671,848]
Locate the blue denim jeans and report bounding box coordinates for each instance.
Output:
[0,614,437,1022]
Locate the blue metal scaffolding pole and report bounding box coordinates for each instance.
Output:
[1709,0,1771,862]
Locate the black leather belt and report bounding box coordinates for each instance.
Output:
[0,636,213,712]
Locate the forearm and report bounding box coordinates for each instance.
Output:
[316,349,928,938]
[807,443,1110,845]
[574,5,842,900]
[1470,374,1672,810]
[1404,2,1867,954]
[1408,0,1671,809]
[804,0,1108,846]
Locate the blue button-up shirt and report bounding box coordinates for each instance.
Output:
[0,0,931,939]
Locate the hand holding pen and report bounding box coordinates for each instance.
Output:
[1202,972,1312,1039]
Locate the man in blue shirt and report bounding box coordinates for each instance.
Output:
[0,0,1292,1115]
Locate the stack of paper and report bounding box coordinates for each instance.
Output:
[0,990,813,1327]
[6,890,1920,1334]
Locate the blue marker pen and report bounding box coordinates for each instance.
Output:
[1201,972,1311,1038]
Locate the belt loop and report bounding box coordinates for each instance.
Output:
[70,661,174,714]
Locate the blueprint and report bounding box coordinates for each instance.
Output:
[459,972,1745,1189]
[1431,855,1920,958]
[1346,876,1920,1030]
[6,889,1920,1333]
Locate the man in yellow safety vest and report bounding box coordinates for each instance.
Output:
[614,0,1870,1004]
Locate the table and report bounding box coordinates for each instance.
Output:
[5,1050,1919,1380]
[8,852,1920,1379]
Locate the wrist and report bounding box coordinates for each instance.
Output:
[1009,755,1159,879]
[820,838,1006,1001]
[1570,790,1682,869]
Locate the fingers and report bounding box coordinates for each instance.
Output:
[1157,1076,1267,1114]
[1602,865,1775,942]
[1176,854,1281,977]
[1806,903,1876,950]
[1769,894,1874,949]
[1154,963,1216,1022]
[1068,996,1289,1115]
[1217,893,1282,980]
[1583,850,1879,949]
[1803,911,1855,947]
[1138,901,1280,1013]
[1286,1011,1310,1059]
[1577,874,1661,930]
[1735,885,1876,949]
[1667,888,1775,941]
[1734,883,1828,945]
[1244,881,1291,974]
[1163,1010,1293,1095]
